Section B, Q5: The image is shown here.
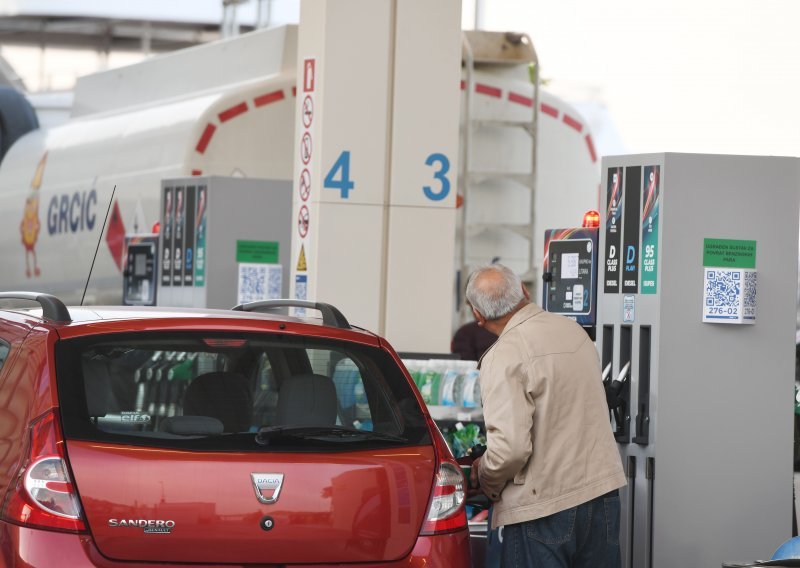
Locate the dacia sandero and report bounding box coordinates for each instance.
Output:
[0,293,470,567]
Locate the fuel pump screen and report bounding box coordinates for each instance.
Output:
[561,253,580,279]
[123,235,159,306]
[134,254,148,277]
[547,239,594,316]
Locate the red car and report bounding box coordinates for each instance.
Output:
[0,293,470,567]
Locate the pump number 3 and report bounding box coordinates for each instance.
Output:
[423,153,451,202]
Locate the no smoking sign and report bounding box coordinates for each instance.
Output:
[297,205,310,238]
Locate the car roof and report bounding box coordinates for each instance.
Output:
[0,305,380,344]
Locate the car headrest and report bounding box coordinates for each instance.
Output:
[82,357,111,418]
[183,371,252,433]
[277,373,337,426]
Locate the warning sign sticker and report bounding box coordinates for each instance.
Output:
[296,244,307,272]
[303,58,316,93]
[299,169,311,201]
[293,56,316,307]
[300,132,312,165]
[302,95,314,129]
[297,205,309,238]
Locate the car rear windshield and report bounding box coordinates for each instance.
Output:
[56,332,430,451]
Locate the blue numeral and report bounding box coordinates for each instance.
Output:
[423,153,451,201]
[324,151,354,199]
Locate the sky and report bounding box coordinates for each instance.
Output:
[479,0,800,158]
[3,0,799,159]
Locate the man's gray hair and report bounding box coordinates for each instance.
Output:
[465,264,524,320]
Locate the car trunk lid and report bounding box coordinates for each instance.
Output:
[66,440,435,564]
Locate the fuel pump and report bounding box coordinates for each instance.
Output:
[595,153,799,568]
[122,234,159,306]
[542,213,631,437]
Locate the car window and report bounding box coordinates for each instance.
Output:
[0,340,9,373]
[56,332,429,451]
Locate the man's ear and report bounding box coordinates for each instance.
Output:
[521,283,531,301]
[472,307,486,327]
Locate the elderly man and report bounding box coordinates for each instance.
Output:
[467,264,625,567]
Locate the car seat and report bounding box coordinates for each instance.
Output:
[332,359,361,426]
[183,371,252,432]
[277,373,337,427]
[83,357,112,419]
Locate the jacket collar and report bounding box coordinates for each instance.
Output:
[477,303,543,368]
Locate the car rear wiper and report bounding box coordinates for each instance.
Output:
[255,425,407,445]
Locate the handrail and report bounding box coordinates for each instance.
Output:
[231,299,351,329]
[0,292,72,323]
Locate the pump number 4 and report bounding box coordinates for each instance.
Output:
[423,153,451,202]
[324,151,354,199]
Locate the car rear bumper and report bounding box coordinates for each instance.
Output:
[0,522,471,567]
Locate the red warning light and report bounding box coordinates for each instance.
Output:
[152,221,161,234]
[582,210,600,228]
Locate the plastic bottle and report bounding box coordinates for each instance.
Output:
[462,368,481,408]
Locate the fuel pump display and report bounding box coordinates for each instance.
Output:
[542,227,598,335]
[123,234,158,306]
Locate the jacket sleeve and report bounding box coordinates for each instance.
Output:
[477,336,534,501]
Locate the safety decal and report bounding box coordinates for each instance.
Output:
[299,169,311,201]
[297,205,309,239]
[296,244,307,272]
[303,58,316,93]
[302,95,314,129]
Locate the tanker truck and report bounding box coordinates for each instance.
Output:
[0,24,600,306]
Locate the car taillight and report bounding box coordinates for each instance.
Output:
[1,410,86,533]
[421,420,467,535]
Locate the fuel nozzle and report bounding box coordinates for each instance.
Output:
[457,444,488,491]
[457,443,487,466]
[602,362,613,387]
[467,443,487,461]
[605,361,630,426]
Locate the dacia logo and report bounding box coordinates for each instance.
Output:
[251,473,284,504]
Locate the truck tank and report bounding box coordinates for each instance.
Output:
[0,24,598,305]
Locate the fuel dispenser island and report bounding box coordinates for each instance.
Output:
[123,176,292,309]
[587,153,800,568]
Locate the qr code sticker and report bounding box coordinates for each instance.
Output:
[705,270,740,308]
[238,265,266,303]
[293,275,308,317]
[743,271,757,318]
[267,266,282,299]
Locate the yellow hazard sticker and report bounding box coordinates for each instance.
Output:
[296,244,307,272]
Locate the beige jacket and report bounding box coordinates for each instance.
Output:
[476,303,626,529]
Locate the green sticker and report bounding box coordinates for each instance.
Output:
[703,239,756,268]
[236,240,279,264]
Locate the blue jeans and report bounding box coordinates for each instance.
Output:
[501,489,621,568]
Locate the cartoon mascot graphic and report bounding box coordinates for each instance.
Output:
[20,152,46,278]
